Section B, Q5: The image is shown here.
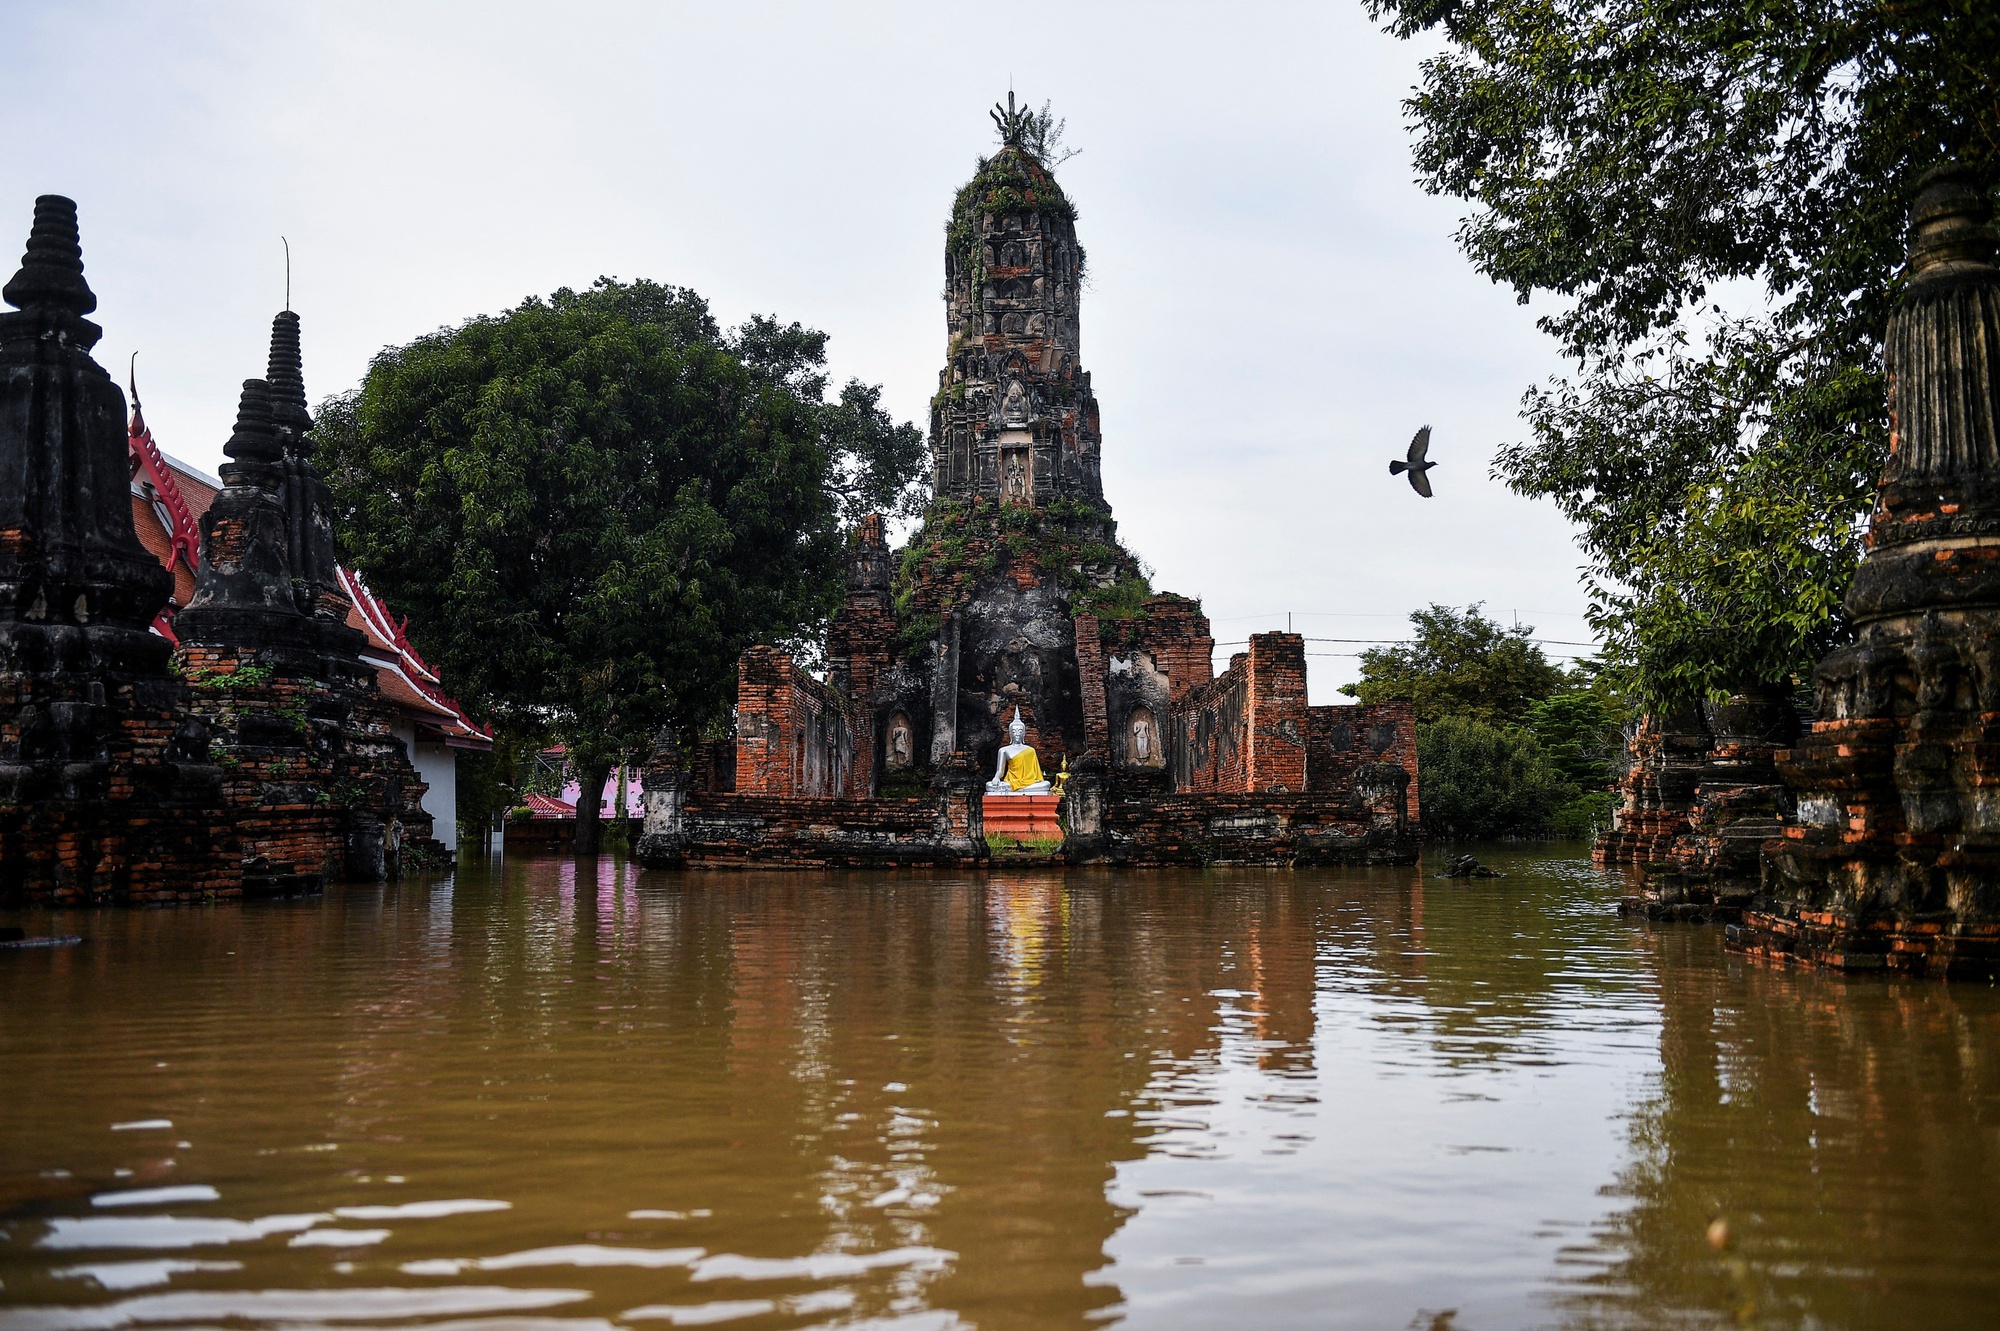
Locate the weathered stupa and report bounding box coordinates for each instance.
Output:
[1749,166,2000,975]
[0,196,238,901]
[639,100,1422,868]
[173,311,443,891]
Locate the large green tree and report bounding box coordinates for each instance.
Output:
[1343,603,1570,726]
[316,279,926,853]
[1369,0,1999,706]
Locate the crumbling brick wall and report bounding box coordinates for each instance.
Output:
[1170,633,1308,794]
[1083,786,1415,867]
[1074,613,1111,761]
[1126,594,1214,700]
[641,753,987,869]
[733,646,852,797]
[1307,700,1419,827]
[176,643,439,890]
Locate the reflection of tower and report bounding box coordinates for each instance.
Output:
[1552,929,1997,1327]
[932,134,1104,511]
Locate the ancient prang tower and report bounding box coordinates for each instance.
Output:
[0,197,238,901]
[1748,166,2000,976]
[931,107,1102,511]
[640,102,1421,868]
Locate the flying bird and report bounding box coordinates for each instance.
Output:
[1390,425,1436,497]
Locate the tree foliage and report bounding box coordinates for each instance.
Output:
[1418,717,1577,839]
[1522,689,1622,791]
[1343,603,1569,726]
[315,278,928,846]
[1349,605,1625,837]
[1369,0,2000,705]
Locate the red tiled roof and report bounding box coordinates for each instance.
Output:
[522,792,576,820]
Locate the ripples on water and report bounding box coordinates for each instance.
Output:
[3,847,1998,1329]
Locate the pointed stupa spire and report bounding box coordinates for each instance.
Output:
[2,194,97,321]
[221,379,284,468]
[263,309,311,442]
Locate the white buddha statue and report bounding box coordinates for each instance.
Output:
[986,708,1052,795]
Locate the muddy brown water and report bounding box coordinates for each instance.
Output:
[2,848,1998,1329]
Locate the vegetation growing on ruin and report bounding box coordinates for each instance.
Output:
[1369,0,1999,707]
[888,497,1152,660]
[945,141,1086,303]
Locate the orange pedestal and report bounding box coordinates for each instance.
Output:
[983,794,1064,842]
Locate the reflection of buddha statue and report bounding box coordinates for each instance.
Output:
[986,708,1051,794]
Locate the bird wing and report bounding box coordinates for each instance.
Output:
[1408,466,1433,498]
[1407,425,1431,466]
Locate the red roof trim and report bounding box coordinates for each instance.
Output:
[129,397,199,575]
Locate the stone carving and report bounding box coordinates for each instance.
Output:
[1128,705,1159,766]
[886,712,914,769]
[1749,165,2000,977]
[1003,451,1029,502]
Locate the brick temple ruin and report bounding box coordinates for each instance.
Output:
[637,107,1420,869]
[1599,166,2000,978]
[0,194,475,904]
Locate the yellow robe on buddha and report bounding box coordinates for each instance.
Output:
[1003,747,1045,791]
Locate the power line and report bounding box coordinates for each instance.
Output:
[1211,636,1600,648]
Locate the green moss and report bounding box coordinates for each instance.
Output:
[889,497,1150,635]
[185,662,276,691]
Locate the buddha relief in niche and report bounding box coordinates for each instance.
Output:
[1127,706,1161,766]
[885,712,914,769]
[1001,377,1030,425]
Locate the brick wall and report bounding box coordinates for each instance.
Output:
[1074,613,1111,761]
[1170,633,1308,794]
[0,666,242,904]
[1306,700,1419,828]
[733,646,853,797]
[1129,594,1214,699]
[176,642,441,890]
[646,750,985,869]
[1086,787,1414,867]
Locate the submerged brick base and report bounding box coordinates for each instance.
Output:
[676,794,987,868]
[1728,910,2000,980]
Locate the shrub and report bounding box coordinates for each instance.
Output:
[1417,717,1573,839]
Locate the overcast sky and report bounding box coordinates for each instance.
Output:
[3,1,1596,699]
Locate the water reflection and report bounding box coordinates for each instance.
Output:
[1552,928,2000,1329]
[0,851,1997,1328]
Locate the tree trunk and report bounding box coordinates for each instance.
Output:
[573,760,610,857]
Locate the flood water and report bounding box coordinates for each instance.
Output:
[3,848,1999,1330]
